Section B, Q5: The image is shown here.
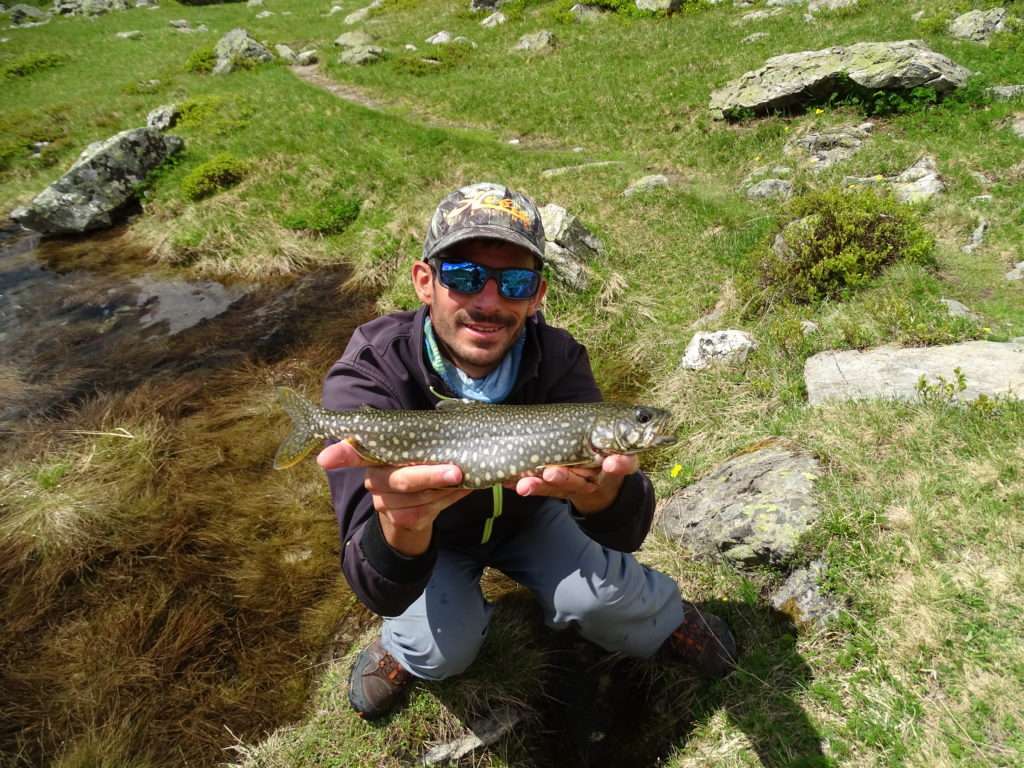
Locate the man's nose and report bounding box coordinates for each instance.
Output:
[472,275,505,307]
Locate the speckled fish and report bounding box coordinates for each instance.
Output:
[273,387,676,489]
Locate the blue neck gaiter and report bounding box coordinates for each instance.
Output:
[423,315,525,404]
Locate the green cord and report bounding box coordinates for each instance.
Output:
[481,484,503,544]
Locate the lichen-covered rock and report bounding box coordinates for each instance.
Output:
[845,154,944,203]
[470,0,503,11]
[512,30,555,53]
[146,103,180,131]
[636,0,680,11]
[335,30,375,48]
[624,174,670,197]
[804,341,1024,404]
[709,40,970,120]
[480,10,505,27]
[8,3,49,25]
[949,8,1007,43]
[571,4,609,22]
[746,177,793,201]
[11,127,183,235]
[212,28,273,75]
[53,0,129,15]
[988,84,1024,101]
[784,122,873,170]
[961,218,988,254]
[344,0,381,25]
[295,49,317,66]
[770,560,841,628]
[538,203,602,290]
[680,329,757,370]
[339,44,383,65]
[657,440,822,566]
[808,0,858,12]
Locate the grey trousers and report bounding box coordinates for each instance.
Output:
[381,499,684,681]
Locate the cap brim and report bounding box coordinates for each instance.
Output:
[423,224,545,264]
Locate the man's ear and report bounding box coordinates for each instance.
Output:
[412,260,434,304]
[527,277,547,317]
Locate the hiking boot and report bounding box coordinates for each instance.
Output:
[348,638,412,719]
[664,601,737,679]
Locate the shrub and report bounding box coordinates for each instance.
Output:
[746,187,935,310]
[185,47,217,74]
[2,52,66,79]
[280,193,361,235]
[180,154,247,201]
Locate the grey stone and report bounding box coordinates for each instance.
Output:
[940,298,981,322]
[845,154,944,203]
[988,84,1024,101]
[146,103,180,131]
[1010,114,1024,139]
[212,28,273,75]
[1006,261,1024,281]
[771,559,842,628]
[345,0,380,25]
[657,440,822,566]
[766,0,802,5]
[339,44,383,65]
[295,49,317,65]
[949,8,1007,44]
[742,32,769,44]
[247,0,262,5]
[710,40,971,120]
[804,341,1024,404]
[541,160,623,177]
[571,3,610,21]
[784,122,873,170]
[116,29,142,39]
[274,44,296,63]
[808,0,857,11]
[335,30,375,48]
[169,18,190,28]
[746,178,793,200]
[961,218,988,254]
[801,319,819,335]
[254,9,272,18]
[328,4,343,15]
[8,3,49,25]
[679,329,757,370]
[470,0,503,10]
[426,30,452,44]
[636,0,680,11]
[539,203,603,290]
[624,174,670,197]
[512,30,555,53]
[480,11,505,27]
[11,127,183,235]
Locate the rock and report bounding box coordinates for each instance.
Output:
[116,29,142,39]
[766,0,802,5]
[295,49,317,65]
[8,3,49,25]
[845,154,944,203]
[254,9,272,18]
[470,0,503,10]
[636,0,680,11]
[571,3,610,21]
[624,174,670,197]
[949,9,1007,44]
[335,30,375,48]
[940,298,981,322]
[54,0,128,14]
[988,84,1024,101]
[801,319,819,335]
[746,178,793,201]
[1006,261,1024,281]
[679,329,757,370]
[480,10,505,27]
[135,0,157,7]
[804,341,1024,404]
[422,708,524,765]
[808,0,857,11]
[11,127,183,235]
[212,28,274,75]
[784,122,873,171]
[426,30,453,44]
[452,35,476,48]
[961,218,988,254]
[1010,114,1024,139]
[738,8,783,22]
[657,440,822,566]
[742,32,769,44]
[541,160,623,177]
[169,19,190,28]
[247,0,262,5]
[274,44,296,63]
[339,44,383,65]
[770,560,841,628]
[345,0,381,25]
[512,30,555,53]
[539,203,603,290]
[146,103,180,131]
[328,4,343,14]
[709,40,971,120]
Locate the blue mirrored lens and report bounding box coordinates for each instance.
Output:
[500,269,540,299]
[440,262,486,293]
[438,261,539,300]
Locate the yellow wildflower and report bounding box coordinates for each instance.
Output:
[670,464,683,478]
[815,108,824,114]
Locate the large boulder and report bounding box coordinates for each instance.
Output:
[657,440,823,566]
[212,28,273,75]
[949,9,1007,44]
[709,40,971,120]
[539,203,603,290]
[804,341,1024,404]
[11,127,183,235]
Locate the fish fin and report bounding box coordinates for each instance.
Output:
[434,398,481,411]
[357,405,378,412]
[273,387,323,470]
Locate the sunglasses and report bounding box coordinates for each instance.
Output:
[432,259,542,301]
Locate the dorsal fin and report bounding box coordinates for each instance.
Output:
[434,398,481,411]
[357,404,378,412]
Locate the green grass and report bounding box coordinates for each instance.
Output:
[2,0,1024,765]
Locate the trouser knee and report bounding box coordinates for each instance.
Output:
[385,611,489,681]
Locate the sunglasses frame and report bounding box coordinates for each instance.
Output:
[429,258,543,301]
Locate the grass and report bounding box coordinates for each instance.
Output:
[1,0,1024,765]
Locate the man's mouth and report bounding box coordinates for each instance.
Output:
[462,322,506,337]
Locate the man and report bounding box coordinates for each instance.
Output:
[318,182,736,720]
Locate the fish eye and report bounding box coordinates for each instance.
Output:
[635,408,652,424]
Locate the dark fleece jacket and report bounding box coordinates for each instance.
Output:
[322,305,656,617]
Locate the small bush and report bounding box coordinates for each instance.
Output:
[281,193,361,235]
[181,154,247,201]
[185,47,217,74]
[745,187,935,310]
[2,52,67,79]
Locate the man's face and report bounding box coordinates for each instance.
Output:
[412,239,547,379]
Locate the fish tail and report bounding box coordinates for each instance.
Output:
[273,387,323,470]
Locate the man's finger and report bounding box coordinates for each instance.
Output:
[365,463,463,494]
[377,488,473,528]
[602,454,639,476]
[317,441,369,470]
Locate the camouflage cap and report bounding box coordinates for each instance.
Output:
[422,182,546,265]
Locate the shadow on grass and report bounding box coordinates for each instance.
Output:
[433,598,830,768]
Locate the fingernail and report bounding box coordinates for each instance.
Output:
[443,468,460,485]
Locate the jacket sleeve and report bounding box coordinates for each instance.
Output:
[322,351,437,618]
[546,338,658,553]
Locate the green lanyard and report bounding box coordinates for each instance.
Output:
[481,484,503,544]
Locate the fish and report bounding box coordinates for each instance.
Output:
[273,387,677,489]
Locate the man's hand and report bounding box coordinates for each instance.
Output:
[505,453,638,514]
[317,441,471,556]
